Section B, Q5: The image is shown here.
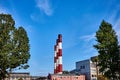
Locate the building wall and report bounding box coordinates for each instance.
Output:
[90,61,97,80]
[76,59,91,80]
[50,74,85,80]
[75,59,97,80]
[5,73,31,80]
[31,76,47,80]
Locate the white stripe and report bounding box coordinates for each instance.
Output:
[58,42,62,49]
[57,72,62,74]
[58,56,62,64]
[54,51,57,57]
[54,63,56,69]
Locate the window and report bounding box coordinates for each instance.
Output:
[80,65,85,69]
[92,75,94,77]
[83,66,85,69]
[92,75,97,77]
[80,66,82,69]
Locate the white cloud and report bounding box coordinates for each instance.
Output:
[107,5,120,43]
[36,0,53,16]
[79,33,97,58]
[80,33,95,42]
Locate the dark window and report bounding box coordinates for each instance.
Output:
[80,65,85,69]
[83,65,85,69]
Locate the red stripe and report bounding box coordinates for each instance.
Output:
[57,51,59,59]
[54,57,57,62]
[56,65,58,73]
[58,34,62,42]
[58,64,62,72]
[54,69,56,74]
[54,45,56,51]
[58,49,62,56]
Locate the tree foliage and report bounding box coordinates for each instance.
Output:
[97,75,108,80]
[62,70,70,74]
[0,14,30,79]
[94,20,120,79]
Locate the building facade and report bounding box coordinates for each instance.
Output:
[5,73,48,80]
[31,76,47,80]
[5,72,31,80]
[48,74,85,80]
[71,59,97,80]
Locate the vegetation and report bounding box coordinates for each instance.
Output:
[91,56,109,80]
[0,14,30,80]
[62,70,70,74]
[94,20,120,80]
[97,75,108,80]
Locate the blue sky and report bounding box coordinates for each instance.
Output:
[0,0,120,76]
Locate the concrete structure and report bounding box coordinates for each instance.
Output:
[71,59,97,80]
[5,73,47,80]
[52,34,86,80]
[54,34,63,74]
[31,76,47,80]
[48,74,85,80]
[5,72,31,80]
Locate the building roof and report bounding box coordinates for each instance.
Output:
[76,59,90,63]
[10,72,30,75]
[50,74,83,76]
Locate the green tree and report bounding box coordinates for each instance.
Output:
[62,70,70,74]
[94,20,120,80]
[97,75,108,80]
[0,14,30,80]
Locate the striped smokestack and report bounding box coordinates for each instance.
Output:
[54,34,63,74]
[57,34,62,74]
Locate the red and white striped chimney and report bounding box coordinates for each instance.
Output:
[57,34,62,74]
[54,34,63,74]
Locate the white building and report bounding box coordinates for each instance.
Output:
[5,72,31,80]
[71,59,97,80]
